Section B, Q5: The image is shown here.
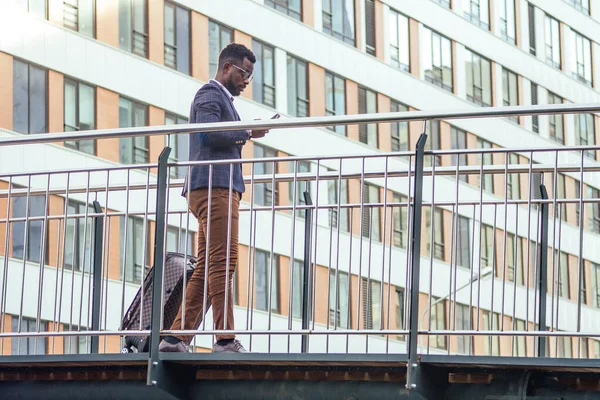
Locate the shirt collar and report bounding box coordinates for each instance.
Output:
[210,79,235,103]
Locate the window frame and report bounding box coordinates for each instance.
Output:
[252,40,276,108]
[466,49,493,107]
[63,0,95,38]
[265,0,302,20]
[286,55,309,117]
[208,20,233,78]
[358,86,378,148]
[544,15,561,69]
[120,216,150,285]
[388,9,410,72]
[64,77,96,155]
[322,0,356,45]
[165,113,189,179]
[164,1,191,75]
[119,96,149,164]
[255,250,280,313]
[12,59,48,135]
[423,27,453,92]
[325,71,347,135]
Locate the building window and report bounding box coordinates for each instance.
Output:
[208,21,232,78]
[165,113,189,179]
[292,260,304,318]
[164,2,190,75]
[575,114,595,159]
[166,226,194,255]
[255,250,279,313]
[362,278,381,330]
[119,0,148,58]
[499,0,516,44]
[547,92,564,144]
[480,224,495,270]
[395,288,405,337]
[365,0,376,55]
[570,31,592,87]
[463,0,490,30]
[456,216,471,269]
[265,0,302,20]
[119,97,148,164]
[477,138,494,191]
[358,86,378,148]
[64,325,88,354]
[64,78,95,155]
[558,335,572,358]
[327,174,349,232]
[289,161,312,217]
[515,319,527,356]
[362,183,381,241]
[425,120,441,167]
[430,297,446,349]
[252,40,276,108]
[531,82,539,133]
[587,187,600,233]
[12,195,46,264]
[557,251,570,299]
[423,27,453,92]
[506,233,524,284]
[65,201,94,272]
[426,208,445,261]
[483,311,500,355]
[502,69,519,122]
[391,101,409,151]
[392,193,408,249]
[565,0,590,14]
[544,15,561,69]
[322,0,355,45]
[433,0,450,7]
[507,154,521,200]
[325,71,346,135]
[254,144,278,207]
[120,217,149,285]
[287,56,309,117]
[13,59,47,135]
[330,270,350,327]
[555,173,567,221]
[528,3,536,55]
[63,0,94,37]
[456,303,472,354]
[11,317,47,355]
[581,265,587,305]
[15,0,47,18]
[466,49,492,107]
[451,127,467,182]
[389,9,409,72]
[592,263,600,308]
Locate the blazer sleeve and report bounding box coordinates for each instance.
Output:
[194,88,248,147]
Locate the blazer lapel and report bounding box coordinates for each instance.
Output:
[210,81,241,121]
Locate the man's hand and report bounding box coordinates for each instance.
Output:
[250,129,269,139]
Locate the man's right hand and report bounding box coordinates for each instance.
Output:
[250,129,269,139]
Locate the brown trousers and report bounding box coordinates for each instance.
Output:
[170,188,239,343]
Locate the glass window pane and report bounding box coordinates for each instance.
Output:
[79,0,94,37]
[13,60,29,134]
[119,0,132,51]
[252,41,263,104]
[164,3,175,46]
[29,65,46,134]
[64,80,77,131]
[79,83,95,131]
[176,6,190,75]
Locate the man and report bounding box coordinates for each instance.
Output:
[159,43,268,353]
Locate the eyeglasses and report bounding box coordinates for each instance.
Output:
[231,64,254,82]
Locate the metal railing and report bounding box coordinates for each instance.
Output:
[1,103,600,390]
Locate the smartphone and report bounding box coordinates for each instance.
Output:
[271,113,281,119]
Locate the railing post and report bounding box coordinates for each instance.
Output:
[301,191,313,353]
[406,133,427,392]
[90,200,104,354]
[147,147,171,386]
[537,185,549,357]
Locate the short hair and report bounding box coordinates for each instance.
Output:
[218,43,256,69]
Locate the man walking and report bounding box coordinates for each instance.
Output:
[159,43,268,353]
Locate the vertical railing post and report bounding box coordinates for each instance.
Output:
[537,185,549,357]
[90,200,104,354]
[406,133,427,391]
[301,191,313,353]
[147,147,171,386]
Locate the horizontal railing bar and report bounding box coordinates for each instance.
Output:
[418,330,600,337]
[0,330,150,338]
[1,104,599,147]
[2,163,597,199]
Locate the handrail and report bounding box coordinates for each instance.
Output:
[1,103,599,147]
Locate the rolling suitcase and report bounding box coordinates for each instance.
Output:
[121,252,197,353]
